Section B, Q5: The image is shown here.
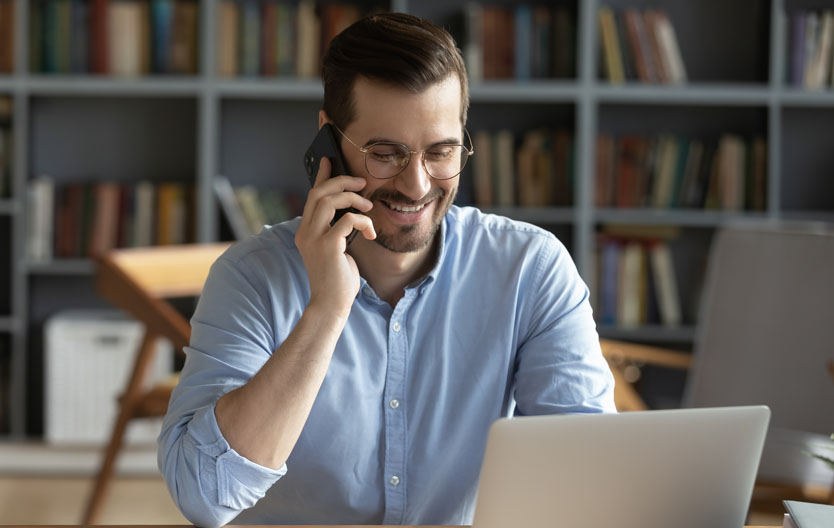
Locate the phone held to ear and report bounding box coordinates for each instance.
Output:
[303,123,360,244]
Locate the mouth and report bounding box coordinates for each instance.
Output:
[381,200,431,213]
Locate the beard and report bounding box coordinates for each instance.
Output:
[366,186,457,253]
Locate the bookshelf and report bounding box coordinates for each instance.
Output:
[0,0,832,438]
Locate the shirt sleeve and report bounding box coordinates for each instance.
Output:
[157,255,287,528]
[513,234,617,416]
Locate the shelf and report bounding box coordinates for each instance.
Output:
[597,324,697,344]
[24,259,95,275]
[481,206,575,225]
[24,75,202,96]
[215,78,323,99]
[594,208,771,227]
[0,200,16,215]
[781,88,834,107]
[594,83,772,106]
[469,81,580,103]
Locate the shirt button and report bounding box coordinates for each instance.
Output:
[392,322,401,332]
[389,475,400,486]
[389,399,400,409]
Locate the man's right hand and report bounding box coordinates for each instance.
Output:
[295,157,376,318]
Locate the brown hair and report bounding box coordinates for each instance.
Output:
[322,12,469,129]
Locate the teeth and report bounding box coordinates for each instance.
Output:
[388,202,427,213]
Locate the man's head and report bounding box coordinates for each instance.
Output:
[320,13,470,254]
[322,12,469,130]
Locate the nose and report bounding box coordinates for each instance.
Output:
[393,153,432,201]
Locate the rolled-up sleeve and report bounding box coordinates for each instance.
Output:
[157,253,288,527]
[513,234,617,416]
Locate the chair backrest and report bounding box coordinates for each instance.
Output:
[683,223,834,486]
[95,243,231,352]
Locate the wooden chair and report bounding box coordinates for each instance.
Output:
[82,243,230,525]
[600,224,834,516]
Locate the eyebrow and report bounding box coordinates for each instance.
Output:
[362,136,463,149]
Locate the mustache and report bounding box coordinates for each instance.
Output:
[366,188,445,206]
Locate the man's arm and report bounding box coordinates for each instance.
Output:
[213,157,375,469]
[158,158,375,527]
[513,234,617,415]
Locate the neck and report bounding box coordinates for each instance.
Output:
[349,232,440,307]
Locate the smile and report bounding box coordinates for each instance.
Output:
[383,201,429,213]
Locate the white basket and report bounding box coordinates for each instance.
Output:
[44,310,173,445]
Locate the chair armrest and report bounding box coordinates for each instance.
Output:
[600,338,692,370]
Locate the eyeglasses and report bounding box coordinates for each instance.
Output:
[332,125,474,180]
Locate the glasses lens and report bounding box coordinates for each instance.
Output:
[366,144,410,179]
[424,145,467,180]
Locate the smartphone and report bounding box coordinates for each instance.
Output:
[303,123,359,243]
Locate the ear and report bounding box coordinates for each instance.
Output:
[318,110,329,130]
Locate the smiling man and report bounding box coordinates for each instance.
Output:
[159,13,615,528]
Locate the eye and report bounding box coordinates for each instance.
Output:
[369,145,407,163]
[425,146,455,161]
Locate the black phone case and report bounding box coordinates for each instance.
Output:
[303,123,359,241]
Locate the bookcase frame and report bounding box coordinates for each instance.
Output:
[0,0,833,438]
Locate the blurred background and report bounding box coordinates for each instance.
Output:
[1,0,833,524]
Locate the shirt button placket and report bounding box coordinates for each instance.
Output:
[382,311,408,524]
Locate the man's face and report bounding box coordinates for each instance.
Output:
[339,75,462,253]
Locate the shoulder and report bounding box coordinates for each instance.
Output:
[213,217,304,280]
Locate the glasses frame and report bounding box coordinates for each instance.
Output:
[332,124,475,180]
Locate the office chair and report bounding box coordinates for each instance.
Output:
[82,243,230,525]
[602,223,834,513]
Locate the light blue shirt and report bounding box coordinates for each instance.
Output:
[158,205,615,528]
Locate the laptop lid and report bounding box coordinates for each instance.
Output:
[471,406,770,528]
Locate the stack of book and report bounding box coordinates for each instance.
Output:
[214,175,302,240]
[462,3,576,81]
[595,133,767,211]
[29,0,200,76]
[471,128,573,208]
[217,0,365,78]
[595,226,682,328]
[0,0,13,73]
[0,96,10,199]
[26,178,196,263]
[788,10,834,89]
[598,5,686,84]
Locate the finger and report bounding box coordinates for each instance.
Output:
[328,212,376,241]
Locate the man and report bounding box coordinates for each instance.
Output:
[159,12,615,528]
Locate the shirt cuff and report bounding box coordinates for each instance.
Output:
[188,403,287,510]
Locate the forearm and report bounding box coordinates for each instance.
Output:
[214,302,349,469]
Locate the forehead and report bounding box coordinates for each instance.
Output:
[348,75,462,140]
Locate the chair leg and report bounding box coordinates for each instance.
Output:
[82,332,159,525]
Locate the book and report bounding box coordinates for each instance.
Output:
[214,175,251,240]
[235,185,267,235]
[598,6,625,83]
[783,500,834,528]
[295,0,319,79]
[653,11,687,83]
[595,134,615,207]
[650,242,681,326]
[790,12,808,86]
[26,177,55,263]
[617,241,644,327]
[133,180,155,247]
[463,2,483,82]
[0,0,13,73]
[217,0,239,76]
[472,130,493,207]
[108,0,142,76]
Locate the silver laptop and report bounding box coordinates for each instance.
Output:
[472,406,770,528]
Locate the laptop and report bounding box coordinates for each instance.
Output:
[471,405,770,528]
